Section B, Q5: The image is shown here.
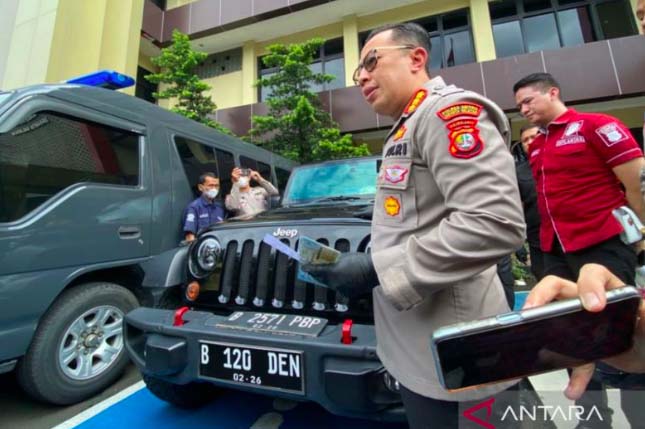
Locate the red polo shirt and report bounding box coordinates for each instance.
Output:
[527,109,642,253]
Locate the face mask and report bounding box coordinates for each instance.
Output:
[238,177,249,187]
[204,189,219,199]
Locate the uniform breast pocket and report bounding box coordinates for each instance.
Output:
[374,160,418,227]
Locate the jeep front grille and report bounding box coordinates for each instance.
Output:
[197,235,372,319]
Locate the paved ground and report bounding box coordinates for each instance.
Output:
[0,293,632,429]
[0,364,141,429]
[44,371,629,429]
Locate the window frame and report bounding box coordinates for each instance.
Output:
[172,134,222,199]
[489,0,638,57]
[0,105,145,224]
[257,37,345,101]
[359,8,476,70]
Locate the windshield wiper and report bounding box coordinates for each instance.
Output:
[286,196,371,207]
[315,196,364,202]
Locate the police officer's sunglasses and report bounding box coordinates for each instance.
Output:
[352,45,416,85]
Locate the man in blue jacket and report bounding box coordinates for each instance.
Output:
[183,172,226,242]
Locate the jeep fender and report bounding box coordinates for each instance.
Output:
[140,246,189,288]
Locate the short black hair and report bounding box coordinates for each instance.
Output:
[513,72,561,95]
[198,172,218,185]
[519,123,540,135]
[365,22,432,75]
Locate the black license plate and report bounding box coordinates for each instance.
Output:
[198,341,304,394]
[214,312,327,337]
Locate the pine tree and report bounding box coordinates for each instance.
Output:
[145,30,229,134]
[249,38,369,163]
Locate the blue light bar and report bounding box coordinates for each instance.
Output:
[66,70,135,90]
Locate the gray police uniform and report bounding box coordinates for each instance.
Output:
[370,76,526,401]
[225,179,279,216]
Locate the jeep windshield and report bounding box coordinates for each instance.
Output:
[282,157,377,206]
[0,92,12,109]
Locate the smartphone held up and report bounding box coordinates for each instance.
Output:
[431,286,642,391]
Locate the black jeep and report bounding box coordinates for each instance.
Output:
[124,156,406,420]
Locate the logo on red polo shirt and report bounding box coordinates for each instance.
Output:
[564,121,584,136]
[595,122,628,147]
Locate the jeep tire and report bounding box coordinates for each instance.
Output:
[143,374,220,408]
[16,282,139,404]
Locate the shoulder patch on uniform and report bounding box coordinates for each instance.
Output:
[449,130,483,159]
[437,102,482,121]
[442,116,484,159]
[186,213,195,222]
[403,89,427,115]
[384,166,409,184]
[393,124,407,141]
[595,122,629,147]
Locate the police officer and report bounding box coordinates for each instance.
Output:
[225,167,279,217]
[304,23,525,428]
[183,172,226,242]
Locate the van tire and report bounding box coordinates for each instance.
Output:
[16,282,139,405]
[143,374,220,408]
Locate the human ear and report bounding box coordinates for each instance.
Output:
[410,47,428,74]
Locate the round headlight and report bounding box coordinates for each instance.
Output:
[189,237,222,278]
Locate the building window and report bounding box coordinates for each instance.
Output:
[196,48,242,79]
[135,66,157,104]
[359,9,475,70]
[258,38,345,101]
[0,112,140,222]
[150,0,166,10]
[489,0,638,58]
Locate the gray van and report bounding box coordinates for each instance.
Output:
[0,76,296,404]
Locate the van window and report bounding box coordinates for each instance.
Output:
[239,156,258,172]
[215,149,235,197]
[0,112,140,223]
[275,168,291,193]
[174,136,219,197]
[257,161,272,183]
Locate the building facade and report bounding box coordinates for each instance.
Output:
[1,0,644,150]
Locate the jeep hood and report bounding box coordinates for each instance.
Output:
[204,201,373,232]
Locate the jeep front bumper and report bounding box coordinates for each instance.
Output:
[125,308,404,421]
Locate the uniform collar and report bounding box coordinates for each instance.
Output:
[386,77,444,141]
[549,108,577,126]
[200,195,221,206]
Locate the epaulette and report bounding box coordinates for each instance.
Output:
[432,85,464,98]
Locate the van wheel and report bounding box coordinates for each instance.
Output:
[143,374,220,408]
[16,282,139,405]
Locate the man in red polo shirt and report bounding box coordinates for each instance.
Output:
[514,72,645,429]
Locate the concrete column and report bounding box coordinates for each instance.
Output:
[46,0,144,95]
[2,0,59,90]
[342,15,359,87]
[469,0,496,63]
[98,0,146,95]
[242,41,257,105]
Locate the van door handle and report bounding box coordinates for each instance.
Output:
[118,226,141,240]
